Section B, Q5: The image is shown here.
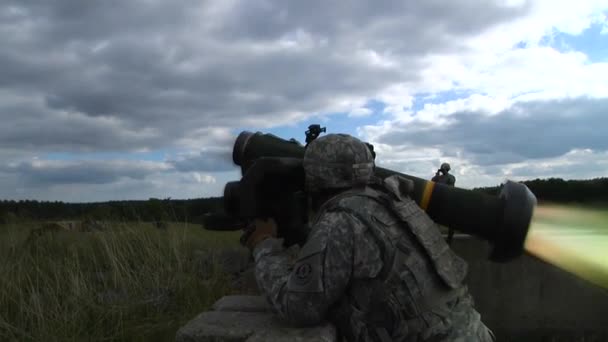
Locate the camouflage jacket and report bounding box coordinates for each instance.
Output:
[431,173,456,186]
[253,176,493,341]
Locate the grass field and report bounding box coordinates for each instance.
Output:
[0,221,242,342]
[2,204,606,341]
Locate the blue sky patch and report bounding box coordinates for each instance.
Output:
[548,22,608,63]
[231,99,390,143]
[263,112,382,143]
[412,90,476,112]
[231,91,482,143]
[514,41,527,49]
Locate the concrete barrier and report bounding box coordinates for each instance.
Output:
[178,236,608,341]
[451,236,608,341]
[175,295,337,342]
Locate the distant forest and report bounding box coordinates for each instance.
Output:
[1,177,607,223]
[473,177,608,204]
[0,197,224,224]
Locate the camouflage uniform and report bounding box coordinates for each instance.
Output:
[252,134,494,341]
[432,163,456,186]
[432,173,456,186]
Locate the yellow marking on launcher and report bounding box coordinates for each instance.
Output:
[420,181,435,211]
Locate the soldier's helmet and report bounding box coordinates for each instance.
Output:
[441,162,451,172]
[303,134,375,192]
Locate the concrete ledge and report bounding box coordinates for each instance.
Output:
[451,236,608,341]
[176,296,337,342]
[246,323,336,342]
[178,236,608,341]
[212,295,272,313]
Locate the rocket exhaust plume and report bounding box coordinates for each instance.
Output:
[525,204,608,290]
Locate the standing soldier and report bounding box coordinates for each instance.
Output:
[432,163,456,244]
[432,163,456,186]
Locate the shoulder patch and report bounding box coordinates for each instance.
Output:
[287,234,326,293]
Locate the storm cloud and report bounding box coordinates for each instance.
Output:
[1,159,169,186]
[169,148,234,172]
[372,97,608,166]
[0,0,530,154]
[2,0,606,200]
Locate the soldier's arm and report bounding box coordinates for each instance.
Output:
[252,211,355,327]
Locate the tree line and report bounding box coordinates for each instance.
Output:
[1,177,607,223]
[0,197,223,223]
[473,177,608,204]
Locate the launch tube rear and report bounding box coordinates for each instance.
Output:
[233,131,305,172]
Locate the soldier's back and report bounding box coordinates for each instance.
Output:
[327,188,492,341]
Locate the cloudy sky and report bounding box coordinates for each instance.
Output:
[1,0,607,202]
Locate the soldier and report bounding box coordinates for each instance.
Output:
[432,163,456,186]
[431,163,456,244]
[244,134,494,341]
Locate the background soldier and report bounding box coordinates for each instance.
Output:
[432,162,456,186]
[432,162,456,244]
[243,134,494,341]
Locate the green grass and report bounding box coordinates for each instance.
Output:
[0,221,243,342]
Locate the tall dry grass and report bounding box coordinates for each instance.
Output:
[0,221,242,342]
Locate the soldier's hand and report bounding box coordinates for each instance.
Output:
[241,218,278,251]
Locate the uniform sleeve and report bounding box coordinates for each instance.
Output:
[252,211,356,327]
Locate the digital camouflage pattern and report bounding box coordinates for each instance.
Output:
[432,163,456,186]
[252,180,494,341]
[432,173,456,186]
[252,135,493,341]
[302,134,375,192]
